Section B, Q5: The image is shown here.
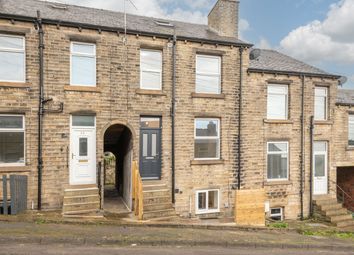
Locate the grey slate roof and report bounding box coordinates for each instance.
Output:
[337,89,354,106]
[0,0,250,45]
[249,49,338,77]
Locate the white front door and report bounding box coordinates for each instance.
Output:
[313,141,328,195]
[70,116,96,185]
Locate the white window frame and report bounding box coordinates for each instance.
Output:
[195,189,220,214]
[0,34,26,83]
[140,49,162,90]
[196,54,221,94]
[267,84,288,120]
[267,141,289,181]
[70,41,96,87]
[270,207,283,221]
[194,118,220,160]
[0,115,25,166]
[348,114,354,147]
[314,86,328,121]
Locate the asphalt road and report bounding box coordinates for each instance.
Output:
[0,245,353,255]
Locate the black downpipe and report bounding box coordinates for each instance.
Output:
[237,47,244,190]
[171,35,177,203]
[36,10,44,210]
[309,116,315,216]
[300,75,305,220]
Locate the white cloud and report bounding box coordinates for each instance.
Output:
[239,18,250,40]
[280,0,354,64]
[256,37,271,49]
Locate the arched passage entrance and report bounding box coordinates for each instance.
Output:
[103,124,133,212]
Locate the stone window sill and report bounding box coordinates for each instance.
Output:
[0,82,30,88]
[191,92,225,99]
[191,159,224,165]
[263,119,293,124]
[314,120,333,125]
[0,166,31,173]
[264,180,292,186]
[136,88,166,96]
[346,146,354,151]
[64,85,101,93]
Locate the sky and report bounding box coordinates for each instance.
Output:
[47,0,354,88]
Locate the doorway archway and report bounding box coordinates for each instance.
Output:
[103,124,133,212]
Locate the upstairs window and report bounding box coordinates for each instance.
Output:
[0,115,25,166]
[196,55,221,94]
[194,118,220,160]
[267,85,288,120]
[0,34,25,82]
[349,114,354,146]
[70,42,96,86]
[140,49,162,90]
[314,87,328,120]
[267,142,288,180]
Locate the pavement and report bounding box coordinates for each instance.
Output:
[0,245,353,255]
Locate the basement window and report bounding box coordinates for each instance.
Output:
[196,189,219,214]
[0,115,25,166]
[0,34,25,82]
[270,207,283,221]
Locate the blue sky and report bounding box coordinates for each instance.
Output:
[51,0,354,88]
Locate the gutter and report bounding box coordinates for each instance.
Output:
[247,68,341,80]
[171,34,177,204]
[300,75,305,220]
[0,13,253,48]
[237,47,244,190]
[35,11,44,210]
[309,116,315,216]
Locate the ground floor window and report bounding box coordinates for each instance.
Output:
[270,207,283,221]
[194,118,220,160]
[0,115,25,165]
[196,189,219,214]
[267,141,288,180]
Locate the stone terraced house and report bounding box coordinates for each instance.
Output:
[0,0,352,226]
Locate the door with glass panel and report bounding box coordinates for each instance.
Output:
[70,116,96,185]
[313,141,328,195]
[139,117,161,179]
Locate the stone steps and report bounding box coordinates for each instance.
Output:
[62,186,101,217]
[313,195,353,228]
[141,182,175,220]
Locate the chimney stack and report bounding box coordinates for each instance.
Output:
[208,0,239,38]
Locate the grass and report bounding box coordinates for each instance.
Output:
[268,222,288,229]
[301,229,354,240]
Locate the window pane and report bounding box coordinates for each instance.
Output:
[0,116,23,129]
[268,143,287,152]
[208,191,218,210]
[79,138,88,156]
[0,36,23,49]
[267,154,287,179]
[349,116,354,146]
[143,134,148,157]
[314,96,326,120]
[140,117,160,128]
[141,71,161,89]
[0,132,24,164]
[314,142,326,152]
[196,56,220,74]
[72,116,95,127]
[72,43,95,55]
[0,52,24,81]
[196,74,220,94]
[195,139,218,159]
[195,120,218,137]
[141,50,162,70]
[71,55,96,86]
[268,85,287,94]
[151,134,157,157]
[267,93,287,119]
[271,208,281,214]
[315,155,325,177]
[315,87,327,97]
[198,192,206,210]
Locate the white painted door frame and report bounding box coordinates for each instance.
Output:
[313,141,328,195]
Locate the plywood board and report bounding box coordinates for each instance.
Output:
[235,189,265,226]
